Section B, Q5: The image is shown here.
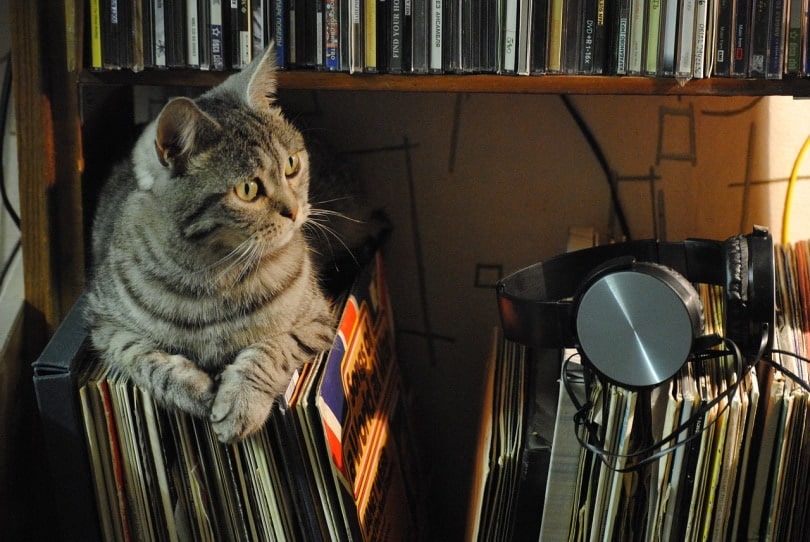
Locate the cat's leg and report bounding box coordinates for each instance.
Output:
[210,326,333,443]
[209,339,299,443]
[94,326,216,417]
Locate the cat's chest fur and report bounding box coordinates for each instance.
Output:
[106,192,324,370]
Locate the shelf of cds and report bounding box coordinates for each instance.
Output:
[84,0,810,96]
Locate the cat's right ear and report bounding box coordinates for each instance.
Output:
[245,45,278,111]
[155,97,219,171]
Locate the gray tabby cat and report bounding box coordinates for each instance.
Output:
[86,46,371,443]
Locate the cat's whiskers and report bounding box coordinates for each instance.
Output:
[310,208,365,224]
[305,214,359,266]
[195,234,263,287]
[225,237,264,284]
[199,235,257,273]
[310,196,353,206]
[303,221,331,256]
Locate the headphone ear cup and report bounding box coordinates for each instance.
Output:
[724,234,750,352]
[574,261,705,388]
[642,261,706,335]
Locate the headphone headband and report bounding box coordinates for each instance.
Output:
[496,238,725,349]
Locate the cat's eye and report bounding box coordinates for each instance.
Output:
[284,152,301,177]
[235,179,260,202]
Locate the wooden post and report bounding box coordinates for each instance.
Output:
[10,0,85,357]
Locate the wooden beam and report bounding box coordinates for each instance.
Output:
[10,0,85,356]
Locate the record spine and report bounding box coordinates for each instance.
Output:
[613,0,631,74]
[197,0,211,70]
[229,0,251,68]
[389,0,405,72]
[165,0,188,68]
[766,0,786,79]
[546,0,563,72]
[364,0,377,71]
[531,0,550,74]
[627,0,646,74]
[429,0,442,71]
[142,0,155,69]
[272,0,287,68]
[153,0,167,67]
[102,0,120,69]
[325,0,340,70]
[731,0,750,75]
[714,0,734,76]
[564,0,583,74]
[186,0,200,67]
[337,0,350,70]
[784,0,802,75]
[659,0,679,75]
[350,0,364,72]
[131,0,145,71]
[675,0,696,81]
[748,0,769,77]
[315,0,324,67]
[377,0,390,72]
[516,0,533,74]
[591,0,608,74]
[692,0,708,79]
[645,0,663,76]
[501,0,518,73]
[580,0,598,74]
[410,0,428,72]
[90,0,104,68]
[442,0,460,72]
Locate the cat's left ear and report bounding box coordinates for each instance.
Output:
[155,97,220,171]
[245,45,278,111]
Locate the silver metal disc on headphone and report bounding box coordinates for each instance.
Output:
[576,271,696,388]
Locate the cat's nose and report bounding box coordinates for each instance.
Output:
[281,206,298,221]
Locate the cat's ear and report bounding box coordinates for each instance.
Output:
[154,97,219,170]
[244,45,278,111]
[201,45,278,110]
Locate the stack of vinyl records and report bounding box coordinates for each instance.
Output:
[468,241,810,542]
[76,253,428,541]
[537,240,810,541]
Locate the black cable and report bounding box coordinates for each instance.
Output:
[0,53,21,294]
[562,336,752,473]
[559,321,810,475]
[559,94,633,242]
[763,349,810,395]
[0,239,20,288]
[0,55,18,229]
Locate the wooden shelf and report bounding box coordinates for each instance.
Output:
[79,68,810,96]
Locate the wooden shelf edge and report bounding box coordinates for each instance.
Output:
[78,68,810,96]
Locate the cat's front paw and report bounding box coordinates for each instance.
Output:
[134,352,216,418]
[210,364,275,443]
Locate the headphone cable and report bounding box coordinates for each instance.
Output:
[561,337,759,473]
[763,348,810,395]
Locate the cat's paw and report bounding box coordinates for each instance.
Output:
[135,352,216,418]
[163,354,217,417]
[209,364,275,443]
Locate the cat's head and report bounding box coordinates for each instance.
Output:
[133,46,311,264]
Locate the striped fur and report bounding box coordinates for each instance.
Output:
[86,47,337,443]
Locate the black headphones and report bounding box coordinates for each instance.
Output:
[496,226,774,389]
